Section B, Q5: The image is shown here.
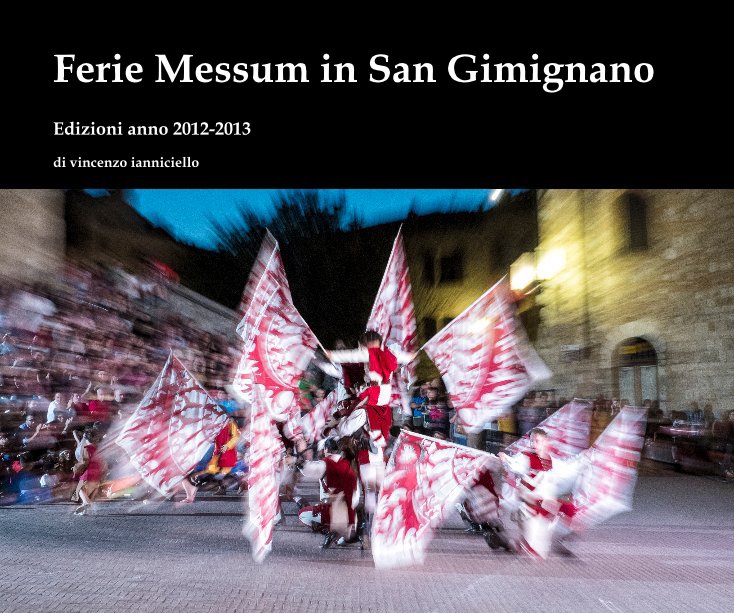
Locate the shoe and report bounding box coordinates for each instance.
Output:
[73,505,87,516]
[293,496,307,510]
[455,503,481,533]
[482,524,514,552]
[484,530,501,550]
[321,532,335,549]
[336,534,361,546]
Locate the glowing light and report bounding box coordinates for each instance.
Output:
[510,252,536,291]
[537,248,565,280]
[489,189,503,202]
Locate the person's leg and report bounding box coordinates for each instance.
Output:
[72,479,83,502]
[181,478,198,502]
[75,481,97,514]
[78,484,91,505]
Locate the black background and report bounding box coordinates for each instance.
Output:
[2,16,730,188]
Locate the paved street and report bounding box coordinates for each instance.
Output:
[1,464,733,613]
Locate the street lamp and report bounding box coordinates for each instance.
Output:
[510,252,537,292]
[509,248,565,294]
[536,248,566,282]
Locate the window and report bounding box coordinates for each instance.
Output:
[439,251,464,283]
[622,192,648,251]
[491,241,506,270]
[423,317,437,340]
[422,252,435,285]
[612,337,658,406]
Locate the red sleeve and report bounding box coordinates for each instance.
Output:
[359,386,380,405]
[382,347,398,373]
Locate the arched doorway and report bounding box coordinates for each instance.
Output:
[612,337,658,406]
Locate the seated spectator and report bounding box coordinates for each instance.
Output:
[87,388,112,426]
[212,389,237,414]
[703,404,716,428]
[410,383,428,430]
[423,387,450,438]
[17,413,35,433]
[46,392,64,424]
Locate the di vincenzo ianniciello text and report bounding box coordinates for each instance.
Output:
[53,53,654,94]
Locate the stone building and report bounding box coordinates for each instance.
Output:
[529,189,734,416]
[0,190,65,283]
[400,193,537,381]
[0,189,237,337]
[404,191,537,346]
[64,190,238,336]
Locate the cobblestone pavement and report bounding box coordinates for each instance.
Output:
[1,465,733,612]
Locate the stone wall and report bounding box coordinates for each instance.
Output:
[404,193,537,345]
[0,189,65,283]
[164,283,238,338]
[535,189,734,416]
[403,194,537,382]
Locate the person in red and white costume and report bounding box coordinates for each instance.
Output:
[326,330,414,453]
[313,339,366,402]
[326,330,415,513]
[298,437,360,548]
[499,428,578,558]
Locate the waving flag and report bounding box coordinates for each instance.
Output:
[366,227,417,415]
[243,385,285,563]
[301,391,338,444]
[234,230,320,562]
[116,353,229,495]
[233,230,320,423]
[505,398,592,459]
[570,407,647,531]
[422,278,550,434]
[371,431,497,569]
[500,399,593,554]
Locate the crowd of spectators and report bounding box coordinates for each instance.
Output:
[0,259,241,504]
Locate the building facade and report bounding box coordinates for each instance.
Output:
[404,192,537,345]
[532,189,734,416]
[401,193,537,381]
[0,189,65,283]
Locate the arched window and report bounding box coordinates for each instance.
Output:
[612,337,658,406]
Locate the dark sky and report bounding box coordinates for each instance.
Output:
[124,189,499,248]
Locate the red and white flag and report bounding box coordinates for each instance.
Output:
[422,278,551,434]
[234,230,320,562]
[233,230,320,423]
[301,391,338,444]
[371,431,496,569]
[505,398,592,459]
[243,386,285,563]
[366,227,418,415]
[115,352,229,496]
[570,407,647,531]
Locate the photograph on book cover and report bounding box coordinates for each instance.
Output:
[1,186,732,613]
